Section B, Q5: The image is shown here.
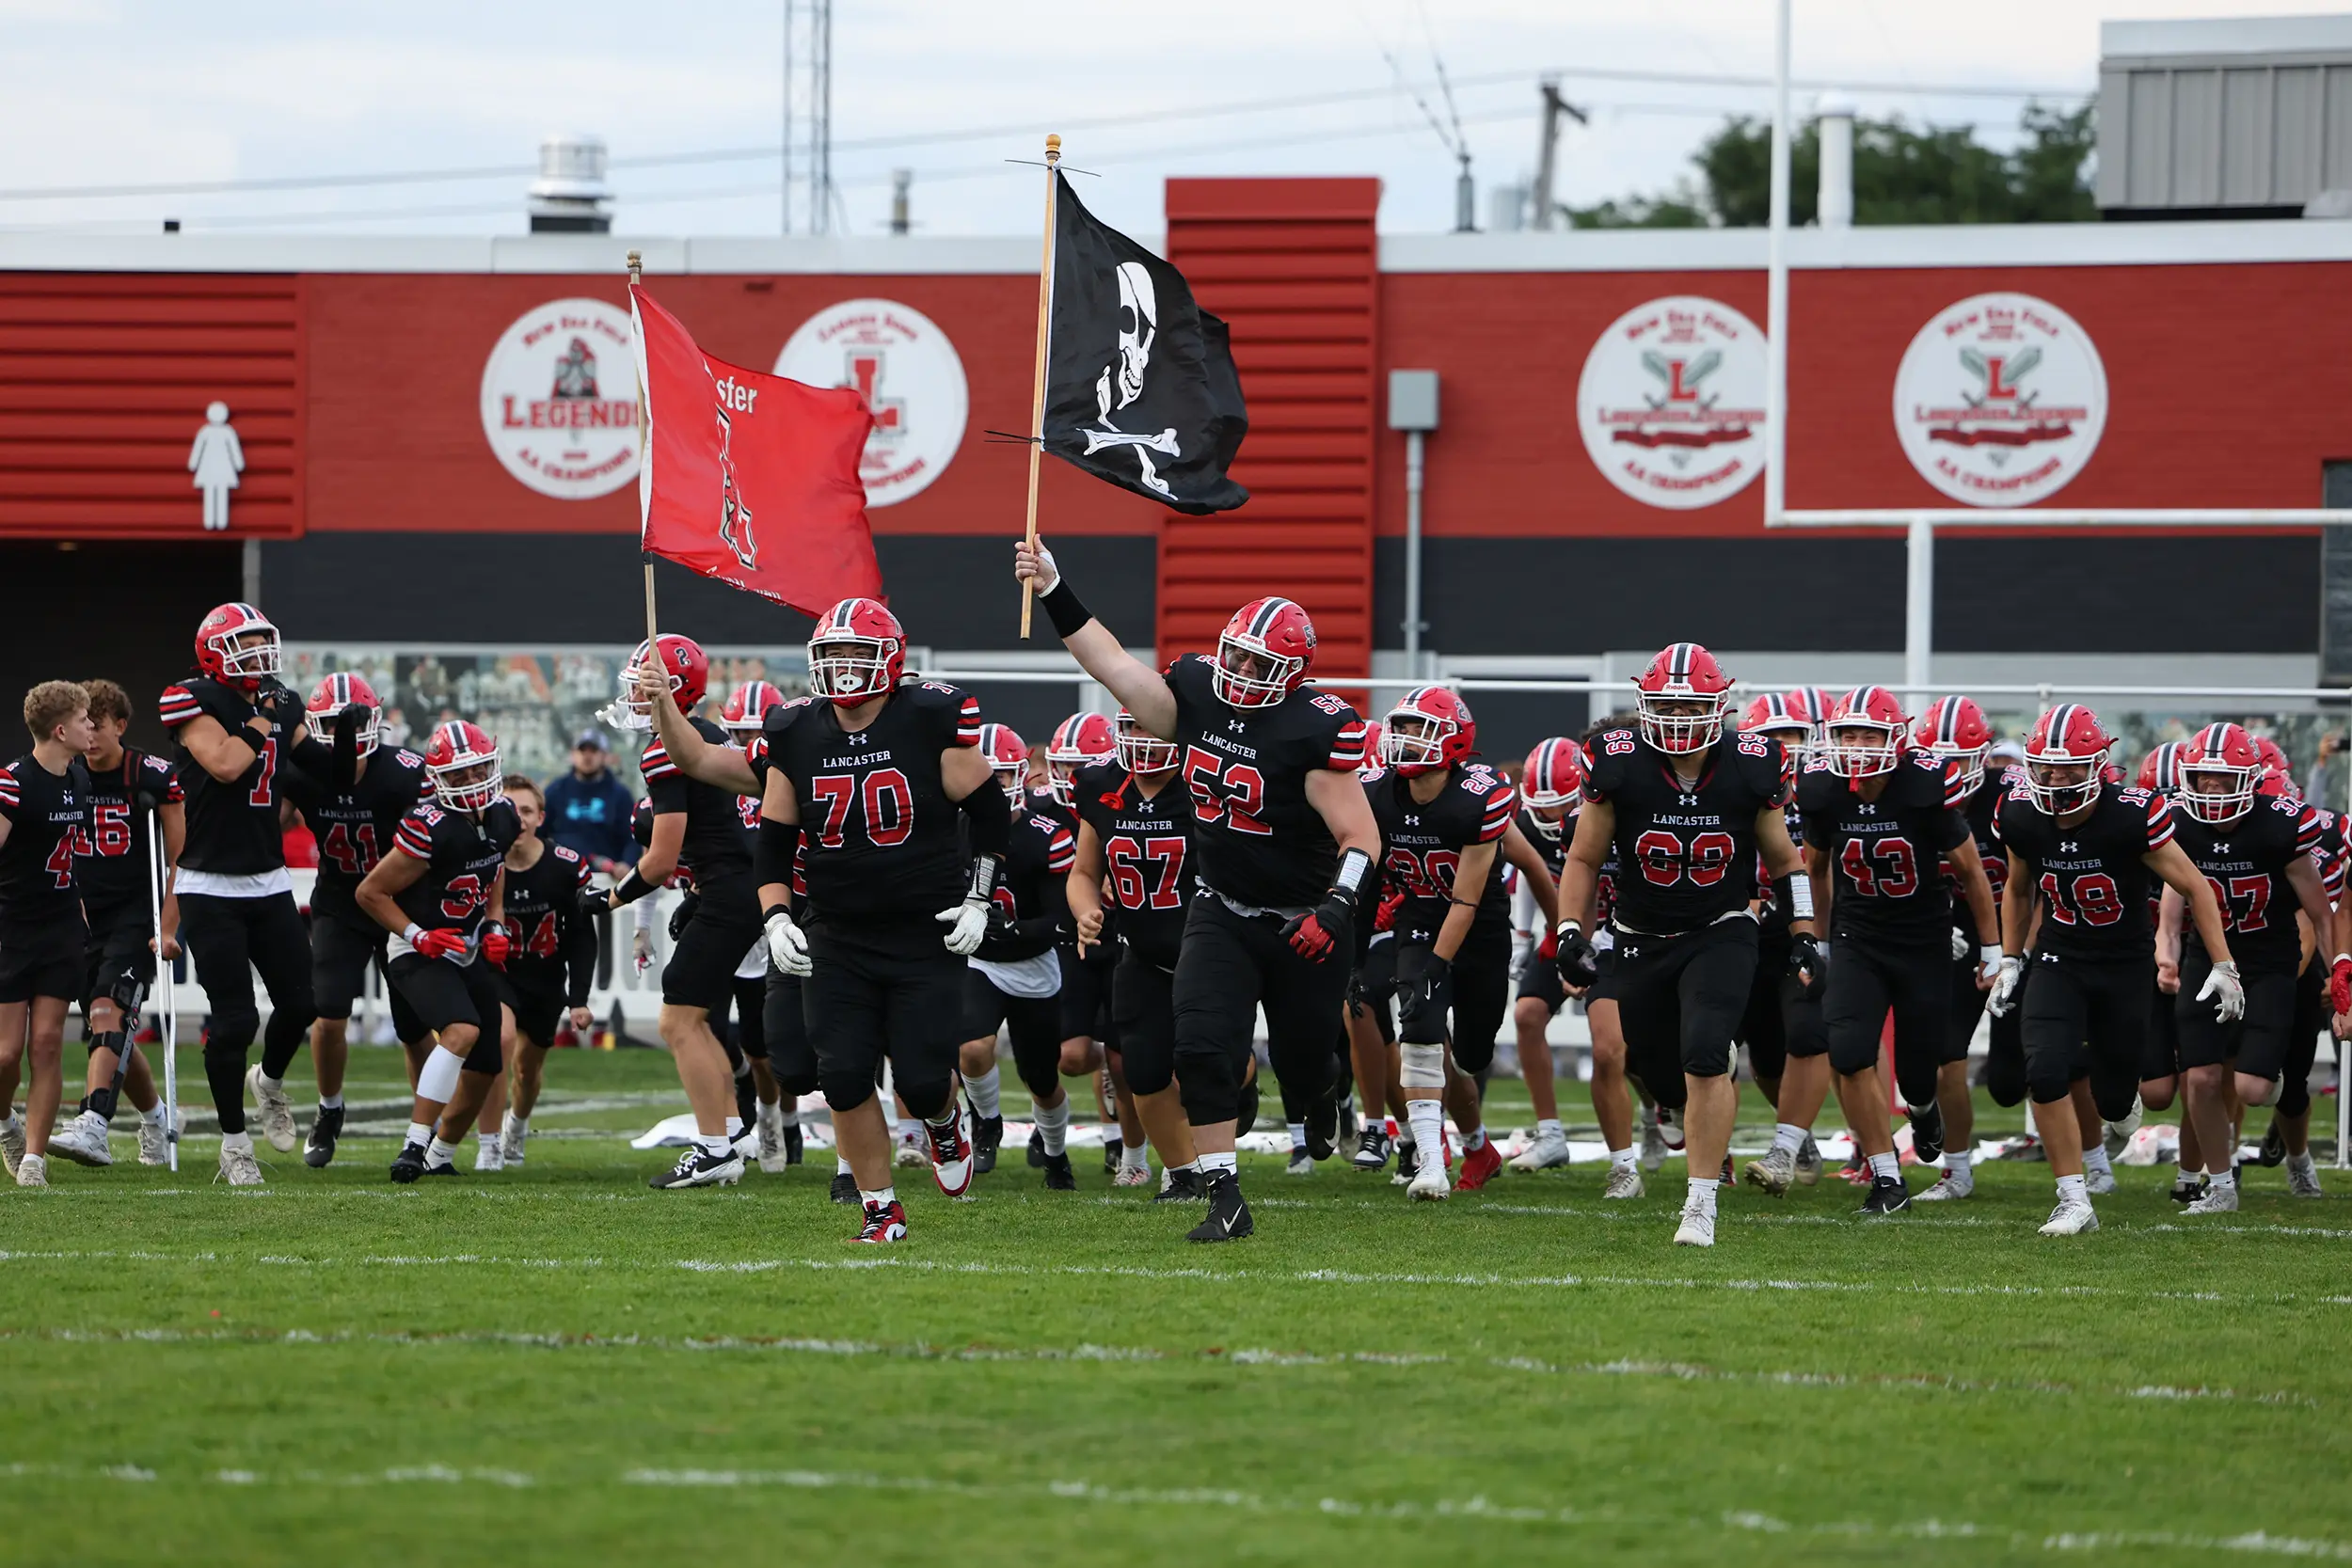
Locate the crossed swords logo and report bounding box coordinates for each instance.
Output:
[1955,344,2041,467]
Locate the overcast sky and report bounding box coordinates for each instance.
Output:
[2,0,2343,240]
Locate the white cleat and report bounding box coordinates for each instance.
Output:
[1286,1148,1316,1177]
[1671,1195,1715,1246]
[1601,1163,1645,1200]
[1113,1161,1154,1188]
[2083,1165,2117,1196]
[218,1141,265,1186]
[499,1118,527,1167]
[926,1104,977,1199]
[756,1101,788,1174]
[1638,1107,1670,1173]
[1,1117,23,1179]
[2287,1156,2323,1198]
[136,1115,169,1167]
[1741,1145,1795,1197]
[1406,1143,1451,1201]
[49,1110,114,1168]
[2183,1182,2239,1215]
[246,1067,298,1153]
[1913,1171,1974,1202]
[473,1137,504,1174]
[2103,1097,2144,1158]
[893,1133,928,1169]
[14,1152,47,1188]
[1508,1125,1572,1172]
[2038,1196,2099,1237]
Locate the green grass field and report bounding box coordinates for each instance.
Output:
[4,1047,2348,1567]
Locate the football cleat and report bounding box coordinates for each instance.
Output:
[973,1113,1004,1175]
[1,1117,23,1178]
[1103,1136,1124,1176]
[756,1101,789,1174]
[1025,1127,1045,1169]
[1671,1195,1715,1247]
[1153,1165,1209,1203]
[2169,1174,2207,1205]
[1306,1082,1340,1161]
[849,1199,908,1244]
[782,1117,803,1165]
[1742,1146,1795,1197]
[246,1066,298,1154]
[421,1152,462,1178]
[2105,1097,2145,1160]
[1407,1141,1452,1201]
[49,1110,113,1168]
[1113,1160,1154,1188]
[894,1132,928,1170]
[1186,1170,1254,1242]
[2038,1197,2100,1237]
[829,1171,859,1205]
[304,1103,345,1168]
[217,1140,263,1186]
[1456,1139,1503,1192]
[135,1115,168,1167]
[2084,1164,2117,1196]
[1351,1125,1391,1173]
[1859,1174,1911,1216]
[1638,1107,1670,1173]
[389,1141,428,1184]
[1601,1163,1645,1199]
[499,1117,527,1167]
[1286,1145,1315,1177]
[14,1152,47,1189]
[648,1147,744,1190]
[1914,1170,1974,1202]
[1794,1133,1823,1185]
[2258,1120,2287,1168]
[1509,1125,1572,1172]
[927,1105,977,1198]
[1041,1150,1077,1191]
[2287,1155,2323,1198]
[1391,1136,1419,1187]
[1907,1101,1946,1164]
[473,1136,503,1174]
[2183,1182,2239,1214]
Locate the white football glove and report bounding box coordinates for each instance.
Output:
[1950,927,1971,963]
[1978,943,2004,987]
[1987,956,2024,1018]
[764,908,812,977]
[2198,958,2246,1023]
[938,898,991,957]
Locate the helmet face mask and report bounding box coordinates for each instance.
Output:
[1114,709,1178,775]
[2023,704,2112,816]
[1631,643,1732,756]
[1212,598,1315,710]
[806,598,907,708]
[612,635,709,732]
[1045,713,1116,805]
[2026,759,2100,816]
[1380,687,1474,778]
[1826,722,1902,778]
[2177,723,2262,825]
[197,604,281,691]
[426,721,502,813]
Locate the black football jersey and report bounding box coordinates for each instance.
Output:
[1365,762,1516,940]
[742,736,810,913]
[1167,654,1366,911]
[1798,752,1971,947]
[1994,781,2172,961]
[284,747,433,924]
[1516,806,1571,881]
[1756,798,1806,935]
[2310,806,2346,907]
[2169,796,2318,974]
[389,798,519,942]
[159,675,301,877]
[643,716,755,889]
[1939,775,2008,931]
[977,806,1074,963]
[760,681,981,920]
[76,748,182,913]
[0,753,93,933]
[502,839,596,1001]
[1074,759,1195,970]
[1582,727,1788,934]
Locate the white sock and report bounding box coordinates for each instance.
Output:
[405,1121,435,1148]
[427,1136,459,1165]
[220,1130,252,1154]
[1772,1122,1805,1156]
[508,1114,528,1136]
[696,1132,732,1158]
[966,1065,1002,1119]
[1286,1120,1307,1148]
[1610,1146,1636,1171]
[319,1092,343,1111]
[1684,1177,1719,1216]
[1406,1098,1445,1159]
[141,1101,165,1127]
[1944,1148,1972,1179]
[1867,1151,1900,1182]
[1463,1124,1487,1153]
[1199,1149,1238,1177]
[836,1155,853,1177]
[777,1106,797,1128]
[858,1185,896,1209]
[1120,1142,1150,1173]
[476,1129,497,1148]
[1033,1095,1070,1156]
[724,1116,743,1139]
[2057,1173,2088,1203]
[1537,1117,1563,1137]
[2288,1150,2316,1173]
[257,1071,283,1096]
[2208,1165,2236,1190]
[2083,1146,2113,1180]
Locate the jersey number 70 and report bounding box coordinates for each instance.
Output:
[808,769,914,848]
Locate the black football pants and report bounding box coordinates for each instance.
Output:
[2021,950,2152,1120]
[1740,925,1825,1083]
[761,972,818,1100]
[1170,895,1347,1129]
[1821,936,1949,1109]
[1608,915,1758,1110]
[802,912,961,1120]
[1113,946,1178,1098]
[180,891,317,1135]
[1950,943,2027,1105]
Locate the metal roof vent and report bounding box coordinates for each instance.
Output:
[528,135,612,233]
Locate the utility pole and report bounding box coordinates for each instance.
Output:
[1529,75,1588,231]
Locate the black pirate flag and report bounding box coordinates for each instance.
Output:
[1040,174,1248,515]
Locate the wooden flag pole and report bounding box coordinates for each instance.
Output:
[1018,134,1061,639]
[628,247,659,650]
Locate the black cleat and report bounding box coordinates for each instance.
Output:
[1026,1127,1045,1168]
[304,1103,345,1168]
[1233,1080,1262,1139]
[647,1146,744,1189]
[1908,1101,1946,1164]
[389,1141,427,1184]
[1103,1137,1123,1176]
[1860,1173,1911,1216]
[1391,1135,1418,1186]
[829,1171,859,1205]
[2259,1120,2286,1167]
[1042,1150,1076,1190]
[973,1113,1004,1175]
[782,1119,804,1165]
[1305,1079,1339,1162]
[1351,1125,1391,1173]
[1186,1170,1254,1242]
[2170,1174,2207,1205]
[421,1154,462,1178]
[1153,1165,1208,1203]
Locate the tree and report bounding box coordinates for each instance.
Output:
[1570,100,2097,229]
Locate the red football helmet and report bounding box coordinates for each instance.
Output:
[615,634,709,731]
[1823,686,1909,779]
[1789,687,1832,748]
[1114,708,1178,775]
[2022,704,2113,816]
[1213,597,1316,709]
[1740,692,1812,785]
[306,672,383,758]
[1045,711,1117,805]
[808,597,906,707]
[1381,686,1475,777]
[424,720,502,813]
[195,603,281,691]
[2176,722,2263,825]
[719,679,787,736]
[1914,696,1993,796]
[1632,642,1733,754]
[2137,741,2185,796]
[977,722,1029,805]
[2254,733,2291,782]
[1519,737,1585,834]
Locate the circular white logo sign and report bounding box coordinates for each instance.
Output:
[774,298,967,507]
[1894,293,2106,507]
[1577,295,1770,510]
[479,297,643,499]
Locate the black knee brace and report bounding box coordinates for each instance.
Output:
[1172,1039,1239,1126]
[821,1070,877,1114]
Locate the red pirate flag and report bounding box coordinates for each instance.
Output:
[628,283,882,615]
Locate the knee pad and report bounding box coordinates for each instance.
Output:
[2279,1077,2311,1118]
[1017,1061,1059,1103]
[2025,1061,2075,1108]
[1399,1042,1447,1090]
[1122,1055,1173,1099]
[776,1065,819,1099]
[1173,1038,1238,1126]
[821,1072,877,1115]
[893,1072,951,1123]
[416,1045,465,1105]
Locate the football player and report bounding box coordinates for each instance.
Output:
[1552,646,1811,1246]
[1070,708,1201,1195]
[1991,705,2240,1236]
[156,605,324,1185]
[1507,738,1581,1173]
[279,672,435,1166]
[1764,689,1998,1215]
[957,722,1082,1189]
[719,680,799,1172]
[1040,712,1135,1171]
[486,774,596,1170]
[1017,542,1379,1243]
[46,679,177,1170]
[0,683,99,1187]
[646,599,1002,1243]
[356,721,518,1180]
[2155,725,2333,1213]
[1732,689,1828,1184]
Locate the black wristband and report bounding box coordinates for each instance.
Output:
[608,865,654,908]
[762,903,790,925]
[1040,578,1093,639]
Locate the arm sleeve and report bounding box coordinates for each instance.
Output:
[562,856,596,1006]
[958,768,1011,858]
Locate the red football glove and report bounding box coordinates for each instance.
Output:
[2329,956,2352,1018]
[481,926,512,970]
[1282,911,1341,961]
[413,927,468,961]
[1372,889,1405,934]
[1537,926,1560,961]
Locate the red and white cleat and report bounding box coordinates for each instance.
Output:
[926,1104,977,1198]
[1456,1139,1503,1192]
[850,1199,908,1244]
